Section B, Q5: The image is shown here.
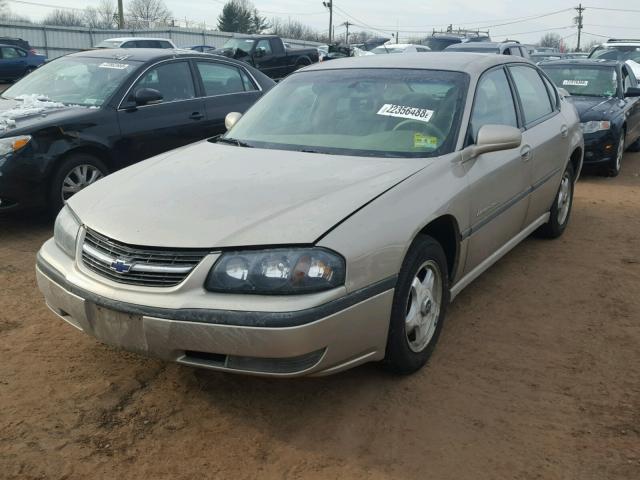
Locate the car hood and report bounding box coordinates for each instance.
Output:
[0,95,96,135]
[69,141,430,248]
[566,95,620,118]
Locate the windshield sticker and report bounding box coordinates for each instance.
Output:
[99,62,129,70]
[377,104,434,123]
[414,133,438,148]
[563,80,589,86]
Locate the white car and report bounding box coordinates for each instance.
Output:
[94,37,177,49]
[371,44,431,54]
[589,39,640,79]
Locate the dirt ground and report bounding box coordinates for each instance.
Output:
[1,150,639,480]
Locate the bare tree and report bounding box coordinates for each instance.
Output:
[85,0,117,29]
[538,33,562,49]
[42,9,86,27]
[127,0,173,29]
[269,18,328,42]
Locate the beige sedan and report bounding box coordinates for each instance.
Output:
[36,53,583,377]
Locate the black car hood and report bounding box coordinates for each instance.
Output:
[0,96,97,135]
[567,96,621,119]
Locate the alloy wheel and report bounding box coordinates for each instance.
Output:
[61,164,104,202]
[405,260,442,353]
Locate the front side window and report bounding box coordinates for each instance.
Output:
[196,62,253,95]
[541,65,618,97]
[225,68,468,158]
[469,68,518,142]
[2,56,139,106]
[132,61,195,102]
[1,47,20,59]
[590,46,640,63]
[509,65,553,125]
[256,39,272,54]
[222,38,256,55]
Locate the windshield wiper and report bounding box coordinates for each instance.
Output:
[216,137,254,148]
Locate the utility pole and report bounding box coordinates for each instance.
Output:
[396,20,399,44]
[343,21,351,45]
[323,1,333,44]
[117,0,124,29]
[575,3,585,51]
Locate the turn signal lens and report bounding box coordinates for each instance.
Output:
[0,135,32,157]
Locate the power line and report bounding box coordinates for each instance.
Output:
[583,6,640,13]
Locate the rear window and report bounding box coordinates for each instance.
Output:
[95,40,124,48]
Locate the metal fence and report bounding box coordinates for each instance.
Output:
[0,21,322,59]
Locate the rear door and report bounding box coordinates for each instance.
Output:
[507,64,568,225]
[462,66,532,274]
[116,60,207,164]
[0,46,27,78]
[193,60,263,134]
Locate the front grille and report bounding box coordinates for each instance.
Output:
[81,228,209,287]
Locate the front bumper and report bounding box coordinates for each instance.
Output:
[36,239,395,377]
[0,150,46,212]
[582,131,617,165]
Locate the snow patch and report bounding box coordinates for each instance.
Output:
[0,94,66,133]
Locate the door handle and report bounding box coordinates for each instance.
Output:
[520,145,532,162]
[560,125,569,138]
[189,112,204,120]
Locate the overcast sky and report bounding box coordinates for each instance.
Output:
[6,0,640,48]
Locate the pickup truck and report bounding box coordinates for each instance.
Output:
[214,35,319,80]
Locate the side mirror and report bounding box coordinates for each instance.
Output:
[225,111,243,130]
[624,86,640,97]
[254,47,266,58]
[134,88,163,106]
[460,125,522,162]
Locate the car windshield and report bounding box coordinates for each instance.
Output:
[225,68,468,158]
[95,40,124,48]
[222,38,256,54]
[2,56,139,106]
[590,46,640,63]
[424,38,459,51]
[372,46,405,54]
[542,65,618,97]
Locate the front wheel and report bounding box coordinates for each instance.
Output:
[384,235,449,374]
[536,162,574,239]
[603,130,624,177]
[49,154,108,214]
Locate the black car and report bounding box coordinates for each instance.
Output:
[541,59,640,176]
[0,49,274,213]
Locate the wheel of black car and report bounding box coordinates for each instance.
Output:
[49,154,108,214]
[384,235,449,374]
[605,130,624,177]
[537,162,574,239]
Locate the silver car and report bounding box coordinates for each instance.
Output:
[36,53,583,377]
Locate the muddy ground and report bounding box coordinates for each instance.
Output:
[1,147,639,479]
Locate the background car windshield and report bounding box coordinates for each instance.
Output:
[590,46,640,63]
[542,66,618,97]
[223,38,255,53]
[227,68,468,157]
[372,46,404,54]
[2,57,138,106]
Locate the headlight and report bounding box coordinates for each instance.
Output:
[54,206,81,258]
[205,248,346,294]
[580,121,610,134]
[0,135,31,157]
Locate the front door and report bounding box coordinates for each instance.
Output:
[462,66,531,274]
[115,60,207,166]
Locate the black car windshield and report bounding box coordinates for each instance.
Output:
[2,56,139,106]
[542,65,618,97]
[225,68,468,158]
[590,46,640,63]
[222,38,256,54]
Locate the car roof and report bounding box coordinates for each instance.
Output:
[304,52,531,73]
[100,37,174,42]
[68,48,231,63]
[374,44,424,48]
[447,42,518,49]
[0,43,24,49]
[540,58,621,67]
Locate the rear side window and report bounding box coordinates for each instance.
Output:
[132,61,195,102]
[509,65,553,125]
[159,41,173,48]
[1,47,22,59]
[196,62,256,95]
[469,68,519,142]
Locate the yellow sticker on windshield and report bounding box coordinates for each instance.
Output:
[414,133,438,148]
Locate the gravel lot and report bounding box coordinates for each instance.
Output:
[1,146,639,478]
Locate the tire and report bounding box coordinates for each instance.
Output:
[603,130,624,177]
[48,154,108,215]
[383,235,449,374]
[536,162,574,239]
